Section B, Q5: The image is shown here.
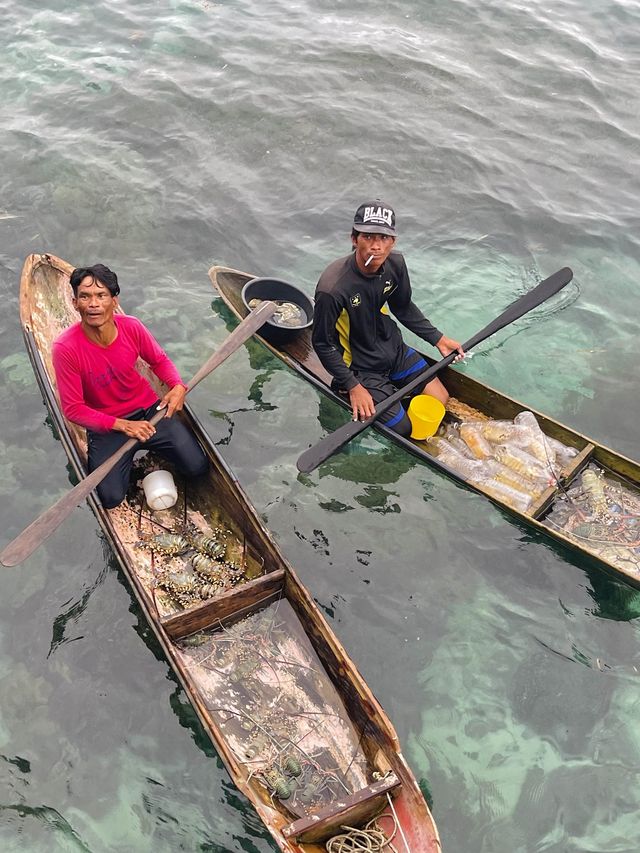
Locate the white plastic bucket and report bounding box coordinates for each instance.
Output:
[142,469,178,511]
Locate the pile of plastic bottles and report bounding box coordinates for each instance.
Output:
[426,411,578,512]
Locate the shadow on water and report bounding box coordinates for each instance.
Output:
[47,556,111,659]
[313,395,418,489]
[584,567,640,621]
[516,522,640,620]
[206,298,284,422]
[212,298,281,373]
[0,804,92,851]
[509,644,614,755]
[0,755,31,774]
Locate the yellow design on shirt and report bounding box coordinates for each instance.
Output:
[335,309,352,367]
[335,306,390,367]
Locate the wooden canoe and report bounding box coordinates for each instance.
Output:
[209,265,640,589]
[17,253,442,853]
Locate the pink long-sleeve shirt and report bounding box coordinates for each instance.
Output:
[52,314,184,432]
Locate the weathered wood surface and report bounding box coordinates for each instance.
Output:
[16,253,442,853]
[283,773,400,842]
[162,570,286,640]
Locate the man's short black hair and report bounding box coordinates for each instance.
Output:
[70,264,120,297]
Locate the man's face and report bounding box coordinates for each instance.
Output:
[73,276,118,329]
[352,231,396,273]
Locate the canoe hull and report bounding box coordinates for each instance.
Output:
[209,264,640,589]
[17,253,442,853]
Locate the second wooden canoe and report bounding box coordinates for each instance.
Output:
[209,264,640,589]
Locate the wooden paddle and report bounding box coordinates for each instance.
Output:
[297,267,573,474]
[0,300,277,568]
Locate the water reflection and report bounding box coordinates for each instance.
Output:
[47,561,110,659]
[314,395,417,488]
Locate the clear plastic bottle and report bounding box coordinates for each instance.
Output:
[435,446,495,484]
[425,435,454,456]
[545,435,579,470]
[478,478,534,512]
[442,424,477,459]
[513,411,557,469]
[476,420,520,444]
[435,443,537,511]
[493,443,551,483]
[459,423,494,459]
[484,459,547,498]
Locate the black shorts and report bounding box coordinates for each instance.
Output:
[335,344,428,436]
[87,401,208,509]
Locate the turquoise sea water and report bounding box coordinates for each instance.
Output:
[1,1,639,851]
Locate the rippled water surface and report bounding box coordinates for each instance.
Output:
[1,1,640,851]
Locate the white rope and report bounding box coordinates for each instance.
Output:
[386,792,410,853]
[325,807,401,853]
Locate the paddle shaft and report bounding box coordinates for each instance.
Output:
[0,300,277,567]
[296,267,573,474]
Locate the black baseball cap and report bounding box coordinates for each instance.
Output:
[353,200,397,237]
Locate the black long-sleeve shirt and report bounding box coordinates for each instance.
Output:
[312,251,442,391]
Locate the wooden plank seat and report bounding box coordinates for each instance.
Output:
[282,772,400,843]
[557,442,596,482]
[161,569,286,642]
[530,442,595,519]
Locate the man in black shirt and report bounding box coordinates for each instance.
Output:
[312,200,464,437]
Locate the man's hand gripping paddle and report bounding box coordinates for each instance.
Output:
[1,301,277,567]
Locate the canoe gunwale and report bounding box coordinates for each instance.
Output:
[209,265,640,589]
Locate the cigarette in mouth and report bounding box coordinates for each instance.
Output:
[364,255,374,267]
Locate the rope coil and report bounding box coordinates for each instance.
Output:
[325,812,398,852]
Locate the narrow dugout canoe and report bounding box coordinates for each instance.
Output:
[209,265,640,589]
[17,253,441,853]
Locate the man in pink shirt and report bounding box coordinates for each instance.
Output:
[52,264,208,508]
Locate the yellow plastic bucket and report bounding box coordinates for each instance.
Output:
[408,394,445,440]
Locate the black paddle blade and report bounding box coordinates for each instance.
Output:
[296,266,573,474]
